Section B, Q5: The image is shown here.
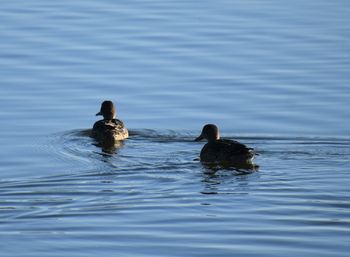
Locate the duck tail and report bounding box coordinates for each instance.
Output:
[248,148,259,156]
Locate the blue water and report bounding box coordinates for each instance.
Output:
[0,1,350,256]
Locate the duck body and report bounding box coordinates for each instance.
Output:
[91,100,128,147]
[195,124,256,168]
[92,119,129,146]
[200,139,254,164]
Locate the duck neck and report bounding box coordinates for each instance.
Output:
[207,138,218,144]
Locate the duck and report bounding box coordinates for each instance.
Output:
[195,124,256,168]
[92,100,129,147]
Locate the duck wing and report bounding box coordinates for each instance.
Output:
[217,139,254,155]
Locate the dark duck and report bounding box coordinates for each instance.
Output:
[195,124,256,169]
[92,100,129,147]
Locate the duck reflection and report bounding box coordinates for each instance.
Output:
[200,165,257,196]
[93,139,125,155]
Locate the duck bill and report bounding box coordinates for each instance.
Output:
[96,111,102,116]
[194,135,204,142]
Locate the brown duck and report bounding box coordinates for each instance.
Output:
[92,100,129,147]
[195,124,255,167]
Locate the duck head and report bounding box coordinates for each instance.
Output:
[96,100,116,120]
[195,124,220,142]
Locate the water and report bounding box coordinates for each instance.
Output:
[1,1,350,256]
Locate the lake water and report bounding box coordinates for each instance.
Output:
[0,1,349,256]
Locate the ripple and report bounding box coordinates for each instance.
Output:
[1,0,350,256]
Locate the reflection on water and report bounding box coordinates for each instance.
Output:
[200,161,259,173]
[1,130,350,256]
[92,136,125,155]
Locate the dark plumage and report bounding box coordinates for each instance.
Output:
[92,100,128,146]
[195,124,256,167]
[96,100,116,120]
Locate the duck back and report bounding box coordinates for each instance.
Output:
[92,119,128,146]
[200,139,254,163]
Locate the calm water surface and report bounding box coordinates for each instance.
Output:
[0,1,349,256]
